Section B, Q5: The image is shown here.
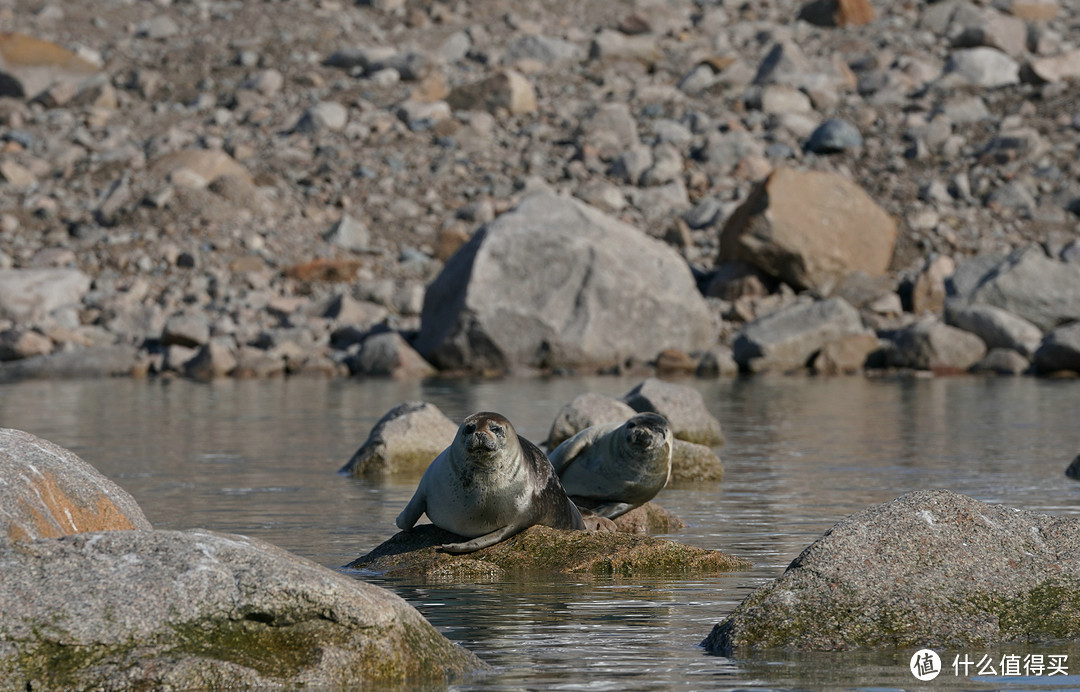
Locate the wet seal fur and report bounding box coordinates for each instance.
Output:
[549,412,673,519]
[396,411,586,553]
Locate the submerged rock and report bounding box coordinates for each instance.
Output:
[0,529,486,688]
[703,489,1080,653]
[340,401,457,477]
[0,427,152,542]
[347,524,749,581]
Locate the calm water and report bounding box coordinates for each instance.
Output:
[2,375,1079,691]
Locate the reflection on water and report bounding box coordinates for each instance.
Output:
[1,375,1079,690]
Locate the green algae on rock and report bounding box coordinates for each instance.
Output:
[703,489,1080,654]
[0,529,486,689]
[346,524,750,581]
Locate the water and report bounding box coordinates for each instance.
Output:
[1,375,1079,690]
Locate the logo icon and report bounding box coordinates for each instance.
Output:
[911,649,942,681]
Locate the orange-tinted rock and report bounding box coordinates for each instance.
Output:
[0,33,99,102]
[0,428,152,543]
[283,258,364,282]
[719,167,897,294]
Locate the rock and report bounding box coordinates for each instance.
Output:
[696,346,740,378]
[1027,50,1080,84]
[733,298,868,373]
[340,401,457,477]
[611,502,687,535]
[0,345,139,383]
[446,69,536,115]
[589,29,660,66]
[324,213,371,252]
[911,254,956,315]
[0,328,52,361]
[503,34,583,66]
[150,149,252,187]
[161,312,211,348]
[958,246,1080,332]
[0,33,100,102]
[0,159,36,188]
[546,393,636,449]
[948,6,1028,58]
[885,318,987,372]
[347,524,750,580]
[0,428,152,543]
[812,332,880,374]
[970,347,1030,375]
[946,305,1043,357]
[622,378,724,447]
[703,490,1080,653]
[580,102,639,160]
[414,192,715,373]
[293,101,348,133]
[718,167,897,294]
[1005,0,1059,21]
[798,0,876,27]
[137,15,181,40]
[944,47,1020,88]
[804,118,862,153]
[0,529,484,687]
[184,339,237,381]
[1032,322,1080,374]
[0,268,91,323]
[671,439,723,482]
[1067,453,1080,480]
[344,331,436,379]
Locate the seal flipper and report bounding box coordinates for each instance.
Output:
[437,523,526,554]
[588,501,635,519]
[396,490,427,530]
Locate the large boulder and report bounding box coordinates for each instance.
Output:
[732,297,868,373]
[340,401,457,477]
[0,428,151,542]
[622,378,724,447]
[885,318,987,372]
[347,524,750,580]
[0,529,485,688]
[703,490,1080,653]
[718,167,897,294]
[0,268,91,323]
[415,192,715,372]
[952,246,1080,332]
[0,345,139,382]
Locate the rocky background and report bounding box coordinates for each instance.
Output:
[1,0,1079,381]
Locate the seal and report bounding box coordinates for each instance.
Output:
[396,411,586,553]
[549,412,673,519]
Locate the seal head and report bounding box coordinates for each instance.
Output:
[395,411,586,553]
[550,412,673,519]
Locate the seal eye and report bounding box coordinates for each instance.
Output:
[463,423,476,435]
[491,424,504,437]
[626,421,636,429]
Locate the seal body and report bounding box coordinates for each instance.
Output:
[549,412,673,519]
[396,411,585,553]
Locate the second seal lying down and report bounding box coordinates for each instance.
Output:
[549,412,673,519]
[396,411,586,553]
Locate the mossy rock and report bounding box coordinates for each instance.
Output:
[0,529,486,688]
[704,490,1080,654]
[346,524,750,581]
[671,439,723,482]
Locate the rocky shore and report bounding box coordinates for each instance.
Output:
[0,0,1078,381]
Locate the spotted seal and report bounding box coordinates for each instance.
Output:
[549,412,673,519]
[396,411,586,553]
